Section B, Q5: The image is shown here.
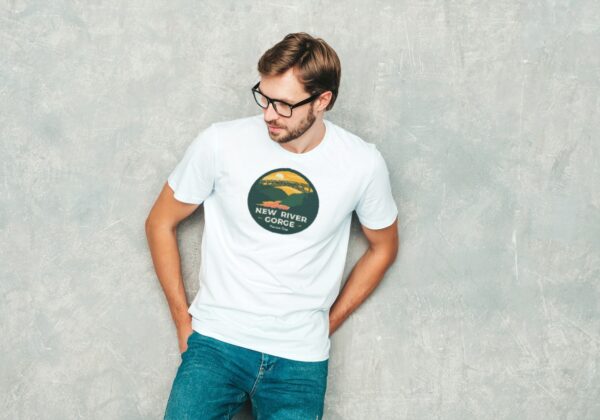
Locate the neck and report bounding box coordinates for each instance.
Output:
[281,117,326,154]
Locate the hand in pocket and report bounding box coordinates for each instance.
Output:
[178,327,194,355]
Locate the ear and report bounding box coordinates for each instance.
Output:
[316,91,333,111]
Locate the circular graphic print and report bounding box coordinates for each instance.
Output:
[247,168,319,234]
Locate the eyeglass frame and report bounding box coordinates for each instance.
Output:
[251,82,324,118]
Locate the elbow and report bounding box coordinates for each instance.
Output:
[144,217,155,238]
[390,246,399,266]
[385,244,399,267]
[369,242,399,267]
[391,236,400,262]
[381,237,400,266]
[144,214,155,232]
[145,215,176,235]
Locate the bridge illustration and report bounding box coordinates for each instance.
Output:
[260,179,313,194]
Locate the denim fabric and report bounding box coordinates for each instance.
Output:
[164,330,329,419]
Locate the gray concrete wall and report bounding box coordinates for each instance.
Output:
[2,1,599,418]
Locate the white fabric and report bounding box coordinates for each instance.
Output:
[167,113,398,361]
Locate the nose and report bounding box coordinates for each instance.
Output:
[264,101,279,121]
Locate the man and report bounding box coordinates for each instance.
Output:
[145,32,399,419]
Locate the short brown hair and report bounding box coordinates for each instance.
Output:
[257,32,341,111]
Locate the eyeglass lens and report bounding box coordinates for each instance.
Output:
[253,90,292,117]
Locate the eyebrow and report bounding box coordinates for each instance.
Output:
[257,84,295,104]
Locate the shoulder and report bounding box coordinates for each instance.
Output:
[201,115,264,155]
[211,113,264,134]
[325,119,381,168]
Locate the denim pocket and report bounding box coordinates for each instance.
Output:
[180,331,196,357]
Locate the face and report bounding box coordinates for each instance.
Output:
[258,68,319,144]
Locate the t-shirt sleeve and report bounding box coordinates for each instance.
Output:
[167,124,218,204]
[355,146,399,229]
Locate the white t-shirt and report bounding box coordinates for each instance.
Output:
[167,113,398,361]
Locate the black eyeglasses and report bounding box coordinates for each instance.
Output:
[251,82,322,118]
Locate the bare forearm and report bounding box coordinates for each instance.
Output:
[145,223,191,329]
[329,248,396,336]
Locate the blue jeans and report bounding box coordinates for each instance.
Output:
[164,330,329,419]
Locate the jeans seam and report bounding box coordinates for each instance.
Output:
[226,391,248,419]
[249,353,265,398]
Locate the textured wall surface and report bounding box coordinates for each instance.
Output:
[2,1,599,419]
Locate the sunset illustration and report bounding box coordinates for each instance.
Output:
[261,171,313,196]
